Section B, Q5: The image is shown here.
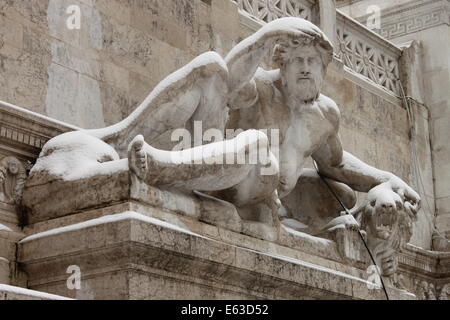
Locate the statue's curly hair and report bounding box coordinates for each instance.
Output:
[272,34,334,71]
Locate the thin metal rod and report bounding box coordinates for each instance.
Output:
[313,161,390,300]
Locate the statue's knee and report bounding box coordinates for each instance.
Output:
[297,169,357,210]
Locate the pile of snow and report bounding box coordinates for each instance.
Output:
[30,131,127,181]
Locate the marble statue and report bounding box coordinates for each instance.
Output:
[24,18,420,245]
[223,19,420,236]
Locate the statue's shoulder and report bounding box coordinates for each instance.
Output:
[317,94,341,128]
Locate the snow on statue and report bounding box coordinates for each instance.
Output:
[25,18,420,249]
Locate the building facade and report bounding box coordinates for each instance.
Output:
[0,0,448,300]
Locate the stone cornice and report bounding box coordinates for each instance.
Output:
[336,0,364,9]
[0,101,76,160]
[356,0,450,40]
[400,243,450,277]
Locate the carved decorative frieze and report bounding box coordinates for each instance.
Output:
[336,11,402,96]
[232,0,313,23]
[380,11,443,40]
[439,283,450,300]
[354,0,450,40]
[413,279,440,300]
[0,101,74,160]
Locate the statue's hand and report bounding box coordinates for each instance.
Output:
[386,176,421,218]
[259,17,320,45]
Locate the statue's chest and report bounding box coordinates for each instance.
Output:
[282,107,332,156]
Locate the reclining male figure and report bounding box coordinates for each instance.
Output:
[28,18,420,237]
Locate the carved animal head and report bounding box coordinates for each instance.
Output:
[361,185,403,241]
[358,185,414,276]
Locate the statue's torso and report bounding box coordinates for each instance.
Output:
[277,100,335,196]
[227,70,337,197]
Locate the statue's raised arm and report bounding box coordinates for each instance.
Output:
[225,17,333,108]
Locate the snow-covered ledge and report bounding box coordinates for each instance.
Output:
[0,284,71,300]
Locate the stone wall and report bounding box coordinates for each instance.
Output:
[0,0,241,128]
[0,0,435,249]
[337,0,450,250]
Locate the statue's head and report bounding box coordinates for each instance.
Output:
[272,21,333,102]
[8,158,20,175]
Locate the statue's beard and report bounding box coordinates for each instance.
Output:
[284,76,322,104]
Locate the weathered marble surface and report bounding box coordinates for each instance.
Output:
[0,0,435,249]
[19,17,421,292]
[0,0,440,300]
[18,207,414,300]
[0,101,443,300]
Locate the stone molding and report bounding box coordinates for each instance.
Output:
[398,244,450,299]
[336,0,364,8]
[0,101,75,161]
[355,0,450,40]
[18,210,415,300]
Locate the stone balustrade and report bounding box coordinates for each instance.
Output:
[336,10,402,96]
[231,0,316,23]
[230,0,403,97]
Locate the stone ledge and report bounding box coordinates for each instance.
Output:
[18,211,414,300]
[400,244,450,277]
[22,176,371,276]
[0,101,75,160]
[0,284,71,300]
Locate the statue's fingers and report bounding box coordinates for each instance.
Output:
[396,188,405,201]
[405,188,421,206]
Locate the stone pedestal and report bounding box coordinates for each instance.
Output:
[19,172,415,300]
[0,203,25,286]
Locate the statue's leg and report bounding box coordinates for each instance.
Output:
[129,130,280,241]
[280,168,357,234]
[128,129,279,193]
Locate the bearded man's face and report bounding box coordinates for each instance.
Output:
[281,44,324,102]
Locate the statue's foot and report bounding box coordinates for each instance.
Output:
[128,135,148,179]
